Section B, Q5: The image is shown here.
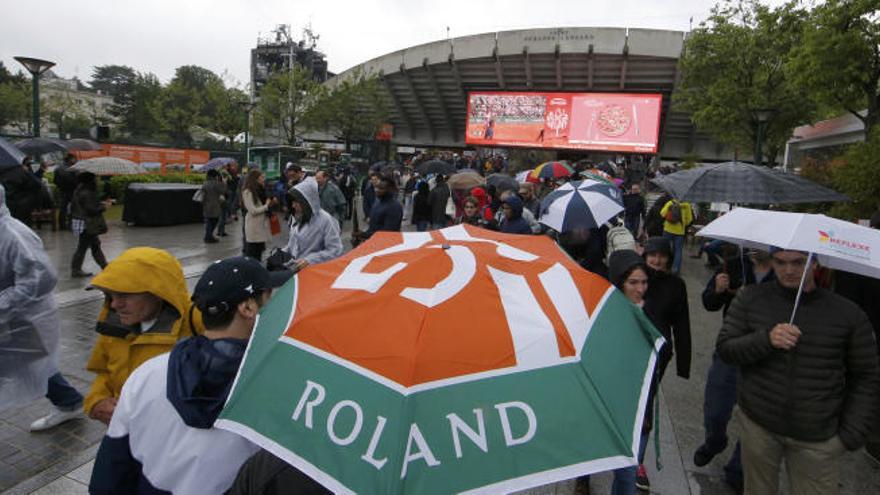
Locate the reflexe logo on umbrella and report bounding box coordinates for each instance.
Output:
[217,225,664,494]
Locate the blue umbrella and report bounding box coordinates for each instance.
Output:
[203,157,237,170]
[0,137,27,170]
[539,179,624,233]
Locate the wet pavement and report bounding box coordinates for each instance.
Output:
[3,215,878,494]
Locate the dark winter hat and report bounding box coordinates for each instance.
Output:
[643,236,672,258]
[192,256,290,316]
[608,249,647,289]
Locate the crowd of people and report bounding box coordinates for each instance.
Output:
[1,148,878,495]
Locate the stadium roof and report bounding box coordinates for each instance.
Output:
[327,26,720,158]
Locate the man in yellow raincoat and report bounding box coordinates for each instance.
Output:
[83,247,203,424]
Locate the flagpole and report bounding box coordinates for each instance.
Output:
[789,251,814,324]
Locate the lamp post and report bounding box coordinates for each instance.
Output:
[754,108,775,167]
[238,100,257,166]
[14,56,55,137]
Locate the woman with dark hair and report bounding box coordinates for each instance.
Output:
[241,170,276,261]
[577,249,656,495]
[411,181,431,232]
[200,169,227,243]
[70,172,109,277]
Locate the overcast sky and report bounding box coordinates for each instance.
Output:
[3,0,788,88]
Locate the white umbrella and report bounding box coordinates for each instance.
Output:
[70,157,147,175]
[538,179,624,233]
[697,207,880,321]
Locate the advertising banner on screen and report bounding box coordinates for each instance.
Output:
[466,92,662,153]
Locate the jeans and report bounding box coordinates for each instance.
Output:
[71,232,107,272]
[702,352,743,483]
[663,231,684,273]
[611,466,637,495]
[46,372,83,411]
[432,219,449,230]
[416,220,429,232]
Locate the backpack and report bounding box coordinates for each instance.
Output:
[665,200,682,224]
[605,223,637,264]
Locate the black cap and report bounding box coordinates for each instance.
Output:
[643,236,673,258]
[608,250,647,288]
[192,256,291,315]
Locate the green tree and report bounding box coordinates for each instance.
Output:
[157,78,202,146]
[0,62,30,132]
[788,0,880,137]
[91,65,163,139]
[43,89,89,137]
[89,65,137,97]
[253,65,324,145]
[212,86,249,147]
[828,128,880,220]
[675,0,813,164]
[307,69,389,151]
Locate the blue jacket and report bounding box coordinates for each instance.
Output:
[365,195,402,238]
[499,196,532,235]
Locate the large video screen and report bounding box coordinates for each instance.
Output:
[465,91,663,153]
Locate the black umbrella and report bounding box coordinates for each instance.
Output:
[66,138,102,151]
[650,161,849,204]
[486,173,519,193]
[0,137,27,170]
[416,159,455,176]
[15,137,69,155]
[596,160,618,177]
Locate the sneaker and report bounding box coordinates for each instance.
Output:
[29,406,82,432]
[693,439,727,467]
[635,464,650,492]
[204,237,219,244]
[71,270,93,278]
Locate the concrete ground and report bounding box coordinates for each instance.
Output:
[3,213,878,494]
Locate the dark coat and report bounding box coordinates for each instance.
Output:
[702,255,775,316]
[834,270,880,355]
[201,178,227,219]
[229,450,331,495]
[499,196,531,235]
[0,166,43,222]
[361,181,375,218]
[644,268,691,379]
[716,282,880,449]
[71,186,105,220]
[365,195,402,238]
[411,190,432,224]
[53,164,77,196]
[428,182,451,224]
[622,192,645,221]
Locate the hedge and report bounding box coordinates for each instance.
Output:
[108,173,206,201]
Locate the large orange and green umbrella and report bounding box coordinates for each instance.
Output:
[217,225,663,494]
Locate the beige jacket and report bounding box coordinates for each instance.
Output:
[243,189,271,243]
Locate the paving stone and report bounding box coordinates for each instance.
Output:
[65,460,94,485]
[30,475,89,495]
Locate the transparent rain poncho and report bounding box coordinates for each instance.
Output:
[0,184,60,412]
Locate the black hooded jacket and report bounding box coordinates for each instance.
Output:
[644,267,691,379]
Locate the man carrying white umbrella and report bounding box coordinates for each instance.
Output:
[706,208,880,495]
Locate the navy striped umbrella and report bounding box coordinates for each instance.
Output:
[539,179,624,232]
